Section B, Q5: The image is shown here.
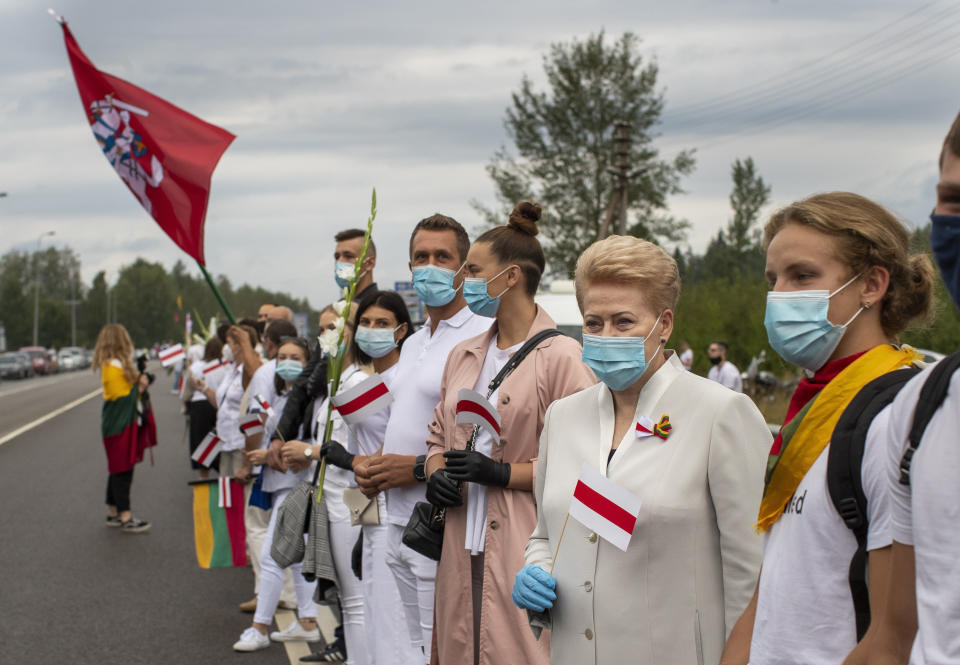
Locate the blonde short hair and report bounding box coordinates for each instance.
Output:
[574,235,681,314]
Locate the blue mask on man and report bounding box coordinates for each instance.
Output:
[931,213,960,308]
[412,264,462,307]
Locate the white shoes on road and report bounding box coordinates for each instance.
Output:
[233,622,320,652]
[233,627,270,652]
[270,621,320,643]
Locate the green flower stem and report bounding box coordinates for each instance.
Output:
[316,187,377,503]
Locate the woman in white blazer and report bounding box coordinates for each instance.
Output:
[514,235,771,665]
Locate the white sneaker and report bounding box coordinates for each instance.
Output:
[269,621,320,643]
[233,627,270,652]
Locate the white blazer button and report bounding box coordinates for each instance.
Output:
[584,582,593,592]
[588,533,598,543]
[584,628,594,640]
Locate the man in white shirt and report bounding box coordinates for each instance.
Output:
[355,214,492,663]
[867,111,960,665]
[708,340,742,392]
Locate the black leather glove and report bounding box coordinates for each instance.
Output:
[426,468,463,508]
[321,439,355,470]
[443,450,511,487]
[351,533,363,580]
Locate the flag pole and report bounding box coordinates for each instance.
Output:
[550,513,571,575]
[197,261,237,325]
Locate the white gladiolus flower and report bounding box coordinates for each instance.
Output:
[336,263,356,281]
[334,317,345,332]
[318,329,340,356]
[333,300,348,316]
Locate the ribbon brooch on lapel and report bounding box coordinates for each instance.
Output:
[653,414,672,440]
[635,415,655,438]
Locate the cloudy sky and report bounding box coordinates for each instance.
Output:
[1,0,958,310]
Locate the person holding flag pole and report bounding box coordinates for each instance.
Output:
[423,202,596,665]
[516,235,771,665]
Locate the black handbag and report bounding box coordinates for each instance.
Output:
[401,329,562,560]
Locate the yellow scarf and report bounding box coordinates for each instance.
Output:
[756,345,920,532]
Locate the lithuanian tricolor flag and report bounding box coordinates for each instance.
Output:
[190,478,247,568]
[101,362,156,474]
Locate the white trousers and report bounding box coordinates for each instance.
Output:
[253,488,318,625]
[325,474,368,665]
[362,500,423,665]
[385,522,437,664]
[246,500,296,605]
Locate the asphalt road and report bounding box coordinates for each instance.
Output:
[0,366,327,665]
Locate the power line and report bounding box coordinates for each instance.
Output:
[668,2,958,123]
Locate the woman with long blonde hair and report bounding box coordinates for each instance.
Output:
[93,323,156,533]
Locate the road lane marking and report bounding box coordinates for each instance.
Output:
[276,604,339,665]
[0,387,102,447]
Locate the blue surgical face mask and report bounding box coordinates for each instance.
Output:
[276,359,304,382]
[334,261,354,289]
[464,266,512,318]
[581,313,663,391]
[355,325,401,358]
[931,213,960,308]
[413,264,463,307]
[764,273,863,372]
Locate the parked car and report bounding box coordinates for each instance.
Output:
[58,347,85,371]
[18,346,50,375]
[0,353,32,379]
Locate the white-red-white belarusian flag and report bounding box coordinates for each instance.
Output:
[202,359,224,380]
[239,413,265,437]
[191,431,222,467]
[254,394,275,420]
[218,476,232,508]
[568,464,642,552]
[455,389,501,443]
[331,373,393,426]
[160,343,184,367]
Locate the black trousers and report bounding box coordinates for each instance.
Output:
[105,469,134,512]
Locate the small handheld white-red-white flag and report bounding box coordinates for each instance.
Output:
[159,343,184,367]
[568,464,642,552]
[239,413,265,437]
[455,389,501,443]
[191,431,222,467]
[254,394,275,420]
[218,476,232,508]
[202,359,224,380]
[331,373,393,426]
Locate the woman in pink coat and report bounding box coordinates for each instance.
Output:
[424,202,596,665]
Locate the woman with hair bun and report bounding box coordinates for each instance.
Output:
[722,192,935,665]
[424,202,596,665]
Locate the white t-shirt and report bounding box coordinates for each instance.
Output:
[680,348,693,371]
[749,407,893,665]
[464,336,522,555]
[709,361,742,392]
[887,362,960,665]
[215,363,245,451]
[382,306,493,526]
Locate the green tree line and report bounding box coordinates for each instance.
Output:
[0,251,318,350]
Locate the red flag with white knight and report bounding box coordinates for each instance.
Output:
[56,17,234,265]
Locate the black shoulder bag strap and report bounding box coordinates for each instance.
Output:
[464,327,563,453]
[828,367,920,642]
[900,350,960,486]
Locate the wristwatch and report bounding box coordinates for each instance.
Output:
[304,445,313,460]
[413,454,427,482]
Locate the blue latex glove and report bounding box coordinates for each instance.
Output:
[512,564,557,612]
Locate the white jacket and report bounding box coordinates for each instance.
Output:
[525,353,770,665]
